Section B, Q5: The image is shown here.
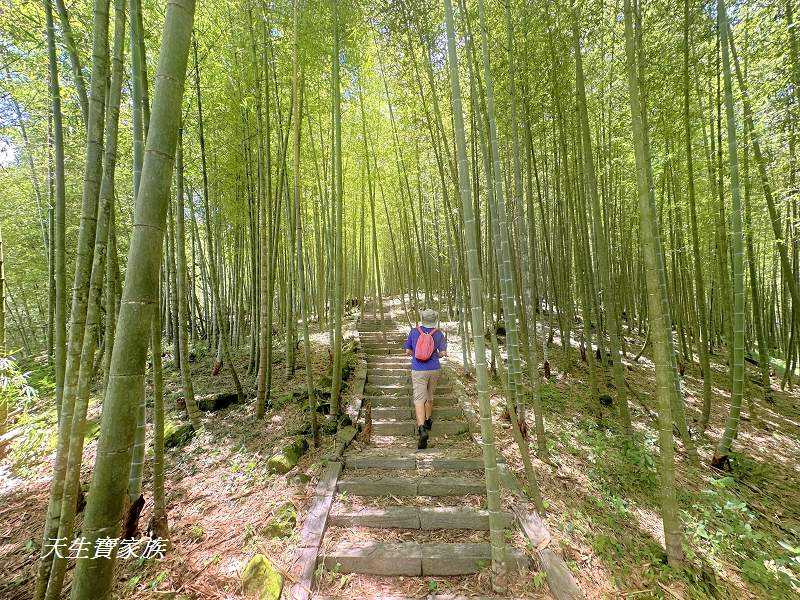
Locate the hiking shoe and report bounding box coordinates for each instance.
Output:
[417,425,429,449]
[424,418,433,431]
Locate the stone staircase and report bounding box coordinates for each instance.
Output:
[316,309,531,592]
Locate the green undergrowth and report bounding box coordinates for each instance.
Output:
[2,357,57,476]
[529,377,799,598]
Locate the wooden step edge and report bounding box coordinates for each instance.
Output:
[337,476,486,497]
[319,542,529,576]
[328,506,514,530]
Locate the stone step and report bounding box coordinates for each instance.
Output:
[372,406,462,420]
[328,506,513,530]
[320,542,528,576]
[344,451,489,471]
[363,348,406,356]
[366,361,411,369]
[337,475,485,497]
[372,419,468,436]
[361,345,407,351]
[368,375,450,386]
[364,384,454,396]
[364,395,457,408]
[367,367,412,374]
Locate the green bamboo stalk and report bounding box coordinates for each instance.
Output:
[713,0,747,464]
[573,18,631,433]
[330,0,345,416]
[34,0,112,590]
[43,0,126,594]
[175,129,201,428]
[44,0,67,416]
[69,0,197,595]
[444,0,507,586]
[623,0,685,567]
[683,0,713,432]
[149,281,168,540]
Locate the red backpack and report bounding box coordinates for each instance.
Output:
[414,326,438,361]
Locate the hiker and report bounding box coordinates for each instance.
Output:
[404,308,447,449]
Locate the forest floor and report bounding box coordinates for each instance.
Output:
[457,320,800,600]
[0,318,363,600]
[1,303,800,599]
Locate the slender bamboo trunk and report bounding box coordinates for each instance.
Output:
[713,0,747,464]
[330,0,345,417]
[176,129,201,427]
[623,0,685,568]
[69,0,197,595]
[149,281,169,540]
[683,0,713,432]
[34,0,112,590]
[44,0,67,415]
[574,19,631,433]
[444,0,507,586]
[193,37,244,401]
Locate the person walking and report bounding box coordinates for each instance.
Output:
[404,308,447,449]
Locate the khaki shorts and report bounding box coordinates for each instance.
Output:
[411,369,440,406]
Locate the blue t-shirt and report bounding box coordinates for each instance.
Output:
[404,326,447,371]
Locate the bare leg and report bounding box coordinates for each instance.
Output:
[415,402,427,426]
[412,371,427,426]
[425,371,439,420]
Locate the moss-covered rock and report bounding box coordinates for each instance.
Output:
[262,502,296,538]
[335,424,358,446]
[196,392,241,411]
[241,554,283,600]
[266,437,309,474]
[290,471,311,485]
[164,421,195,449]
[321,416,338,435]
[273,387,310,410]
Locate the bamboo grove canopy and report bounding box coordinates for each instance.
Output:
[1,0,800,596]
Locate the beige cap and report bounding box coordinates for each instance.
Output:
[420,308,438,328]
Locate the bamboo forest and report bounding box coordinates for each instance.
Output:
[2,0,800,597]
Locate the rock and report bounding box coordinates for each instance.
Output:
[197,392,241,411]
[273,388,309,410]
[289,424,313,437]
[266,437,309,474]
[262,502,297,538]
[291,472,311,485]
[241,554,283,600]
[336,425,358,446]
[321,416,338,435]
[266,454,294,475]
[164,422,195,449]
